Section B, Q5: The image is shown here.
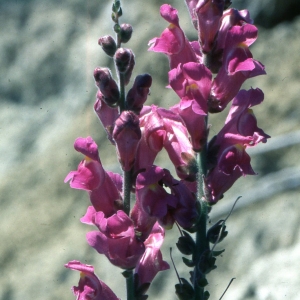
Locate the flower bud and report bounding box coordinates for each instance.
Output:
[123,51,135,86]
[98,35,117,57]
[114,47,132,73]
[112,111,141,171]
[94,90,118,144]
[119,23,133,43]
[93,67,120,107]
[112,0,121,13]
[126,74,152,114]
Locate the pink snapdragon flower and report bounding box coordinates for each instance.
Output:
[136,105,197,181]
[171,101,207,152]
[130,199,157,242]
[194,0,226,53]
[64,260,119,300]
[217,8,253,51]
[64,137,123,216]
[135,223,170,289]
[148,4,199,69]
[206,88,270,202]
[84,209,145,269]
[209,24,266,112]
[221,88,270,146]
[169,62,212,112]
[206,143,255,203]
[169,62,212,151]
[136,166,198,229]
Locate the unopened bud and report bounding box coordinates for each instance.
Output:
[123,51,135,86]
[94,91,118,144]
[112,0,120,13]
[98,35,117,57]
[126,74,152,114]
[112,111,141,171]
[114,48,131,73]
[119,23,133,43]
[94,67,120,107]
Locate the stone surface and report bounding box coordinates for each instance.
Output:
[0,1,299,299]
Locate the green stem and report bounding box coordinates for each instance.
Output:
[116,59,135,299]
[193,117,210,300]
[126,270,135,300]
[123,169,132,216]
[118,72,126,112]
[203,53,212,71]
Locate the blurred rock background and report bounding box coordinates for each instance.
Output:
[0,0,299,299]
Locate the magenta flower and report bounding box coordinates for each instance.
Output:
[130,199,157,242]
[64,137,123,216]
[169,62,212,112]
[217,8,253,51]
[85,210,145,269]
[137,105,197,180]
[168,62,212,151]
[183,0,199,28]
[64,260,119,300]
[221,88,270,146]
[112,111,141,171]
[209,24,266,112]
[206,88,270,202]
[148,4,198,69]
[136,166,198,229]
[194,0,225,53]
[171,101,207,152]
[135,166,176,228]
[94,91,119,144]
[135,223,170,289]
[206,144,255,203]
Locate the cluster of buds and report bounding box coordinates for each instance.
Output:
[64,0,269,299]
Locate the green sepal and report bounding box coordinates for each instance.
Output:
[212,249,225,257]
[175,278,194,300]
[182,257,195,268]
[197,277,208,288]
[135,282,150,300]
[111,13,117,23]
[204,290,210,300]
[117,7,123,17]
[112,0,120,12]
[122,269,133,278]
[176,231,196,255]
[114,23,121,34]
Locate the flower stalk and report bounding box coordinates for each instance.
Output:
[123,168,132,215]
[118,72,126,112]
[193,115,210,299]
[64,1,269,299]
